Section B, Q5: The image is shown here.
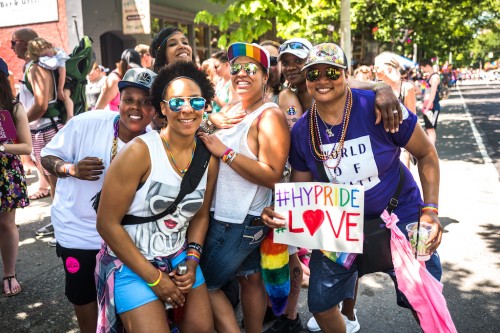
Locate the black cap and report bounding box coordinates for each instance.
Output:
[121,49,142,68]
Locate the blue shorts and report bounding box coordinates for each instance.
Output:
[201,213,269,291]
[114,251,205,314]
[308,221,442,313]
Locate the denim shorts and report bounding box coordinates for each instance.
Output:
[201,213,269,291]
[114,250,205,314]
[308,221,442,313]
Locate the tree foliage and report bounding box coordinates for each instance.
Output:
[195,0,500,67]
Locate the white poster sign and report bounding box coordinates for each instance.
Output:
[0,0,58,28]
[274,182,364,253]
[122,0,151,35]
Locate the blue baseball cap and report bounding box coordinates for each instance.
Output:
[0,58,9,77]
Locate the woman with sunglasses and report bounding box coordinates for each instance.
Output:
[96,61,218,333]
[262,43,443,333]
[197,42,290,333]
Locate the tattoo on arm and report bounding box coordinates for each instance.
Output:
[41,156,65,177]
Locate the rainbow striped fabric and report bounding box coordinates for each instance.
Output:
[260,230,290,315]
[321,250,357,269]
[227,42,270,69]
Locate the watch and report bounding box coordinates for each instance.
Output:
[0,144,4,152]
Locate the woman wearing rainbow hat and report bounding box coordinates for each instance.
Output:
[198,42,290,333]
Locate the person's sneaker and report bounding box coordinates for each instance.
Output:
[307,309,360,333]
[306,316,321,332]
[48,238,57,247]
[36,223,54,236]
[264,314,302,333]
[342,309,360,333]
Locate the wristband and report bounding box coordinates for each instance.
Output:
[64,163,72,176]
[227,152,238,166]
[187,242,203,255]
[423,203,438,209]
[221,148,233,162]
[421,206,438,215]
[147,269,162,287]
[186,254,200,264]
[224,150,236,164]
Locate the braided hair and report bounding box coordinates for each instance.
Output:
[150,26,182,73]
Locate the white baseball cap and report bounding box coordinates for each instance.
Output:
[277,38,313,61]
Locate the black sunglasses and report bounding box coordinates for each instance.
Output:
[305,68,343,82]
[270,56,278,67]
[11,40,24,47]
[229,62,260,76]
[163,97,206,112]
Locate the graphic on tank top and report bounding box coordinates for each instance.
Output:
[127,181,205,257]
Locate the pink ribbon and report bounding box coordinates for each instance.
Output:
[380,210,457,333]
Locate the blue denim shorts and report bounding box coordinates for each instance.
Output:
[114,250,205,314]
[201,213,269,291]
[308,221,442,313]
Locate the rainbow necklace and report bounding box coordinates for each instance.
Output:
[161,134,196,175]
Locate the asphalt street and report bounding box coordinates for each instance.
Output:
[1,81,499,333]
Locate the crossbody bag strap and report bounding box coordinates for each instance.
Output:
[121,138,211,225]
[386,166,404,213]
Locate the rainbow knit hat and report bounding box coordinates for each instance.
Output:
[227,42,270,71]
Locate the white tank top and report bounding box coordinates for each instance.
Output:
[112,131,208,260]
[212,102,276,223]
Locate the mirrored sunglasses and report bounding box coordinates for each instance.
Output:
[278,42,310,53]
[305,68,343,82]
[164,97,206,112]
[229,62,260,76]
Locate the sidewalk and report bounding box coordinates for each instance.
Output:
[1,85,499,332]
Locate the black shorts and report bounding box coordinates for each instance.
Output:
[56,243,99,305]
[423,109,440,129]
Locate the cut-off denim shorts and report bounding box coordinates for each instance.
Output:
[201,213,269,291]
[308,220,442,313]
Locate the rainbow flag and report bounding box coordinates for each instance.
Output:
[261,230,290,315]
[321,250,357,269]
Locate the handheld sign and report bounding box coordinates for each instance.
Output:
[0,110,17,142]
[274,182,364,253]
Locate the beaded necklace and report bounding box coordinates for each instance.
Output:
[110,115,120,161]
[308,87,353,170]
[161,134,196,175]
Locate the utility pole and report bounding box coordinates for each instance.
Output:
[340,0,351,68]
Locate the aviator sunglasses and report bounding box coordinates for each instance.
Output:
[278,42,310,54]
[163,97,206,112]
[305,68,343,82]
[229,62,260,76]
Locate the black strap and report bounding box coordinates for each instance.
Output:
[121,138,212,225]
[315,159,404,213]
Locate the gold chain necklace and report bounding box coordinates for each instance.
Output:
[160,133,196,175]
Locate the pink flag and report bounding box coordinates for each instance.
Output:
[381,210,457,333]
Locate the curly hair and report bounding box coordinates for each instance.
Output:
[150,26,182,73]
[151,61,215,119]
[27,37,54,62]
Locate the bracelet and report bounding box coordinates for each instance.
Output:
[421,206,438,215]
[63,163,72,176]
[423,203,438,209]
[53,160,64,178]
[147,269,162,287]
[187,242,203,255]
[226,152,238,166]
[224,150,236,164]
[221,148,233,162]
[186,254,200,264]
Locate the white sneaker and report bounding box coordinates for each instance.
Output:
[342,309,360,333]
[306,316,321,332]
[307,309,360,333]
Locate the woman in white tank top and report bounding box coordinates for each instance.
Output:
[96,62,219,333]
[198,42,290,333]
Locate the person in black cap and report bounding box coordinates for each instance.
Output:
[40,67,156,333]
[95,49,143,111]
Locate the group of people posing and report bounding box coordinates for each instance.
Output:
[2,25,449,333]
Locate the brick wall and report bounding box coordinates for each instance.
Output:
[0,1,69,89]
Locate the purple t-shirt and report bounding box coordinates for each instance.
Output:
[289,89,422,222]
